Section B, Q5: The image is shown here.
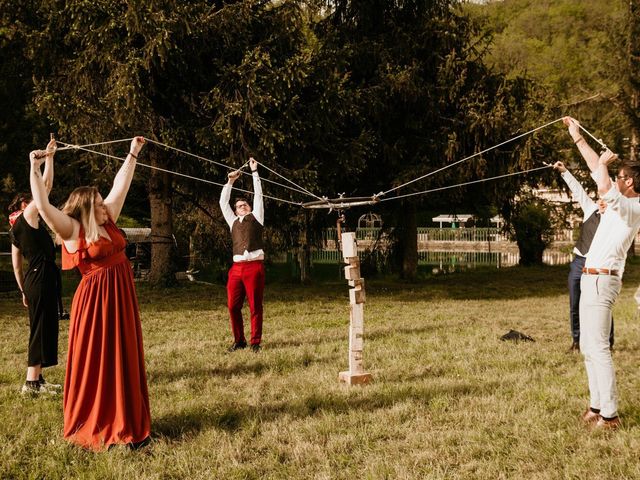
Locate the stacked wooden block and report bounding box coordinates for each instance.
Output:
[338,232,372,385]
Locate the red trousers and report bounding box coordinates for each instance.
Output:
[227,260,265,345]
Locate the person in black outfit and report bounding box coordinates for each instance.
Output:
[10,196,68,322]
[55,265,69,320]
[9,138,62,394]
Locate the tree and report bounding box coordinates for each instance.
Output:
[11,1,199,285]
[625,0,639,161]
[465,0,640,264]
[509,198,554,265]
[16,0,330,285]
[0,1,56,214]
[467,0,630,160]
[314,0,545,279]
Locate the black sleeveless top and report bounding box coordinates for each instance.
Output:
[574,210,601,257]
[9,213,56,271]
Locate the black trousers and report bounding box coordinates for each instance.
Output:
[24,261,59,367]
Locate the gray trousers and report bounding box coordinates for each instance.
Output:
[579,274,620,418]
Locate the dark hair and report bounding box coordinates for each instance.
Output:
[8,193,32,212]
[621,159,640,194]
[233,196,251,210]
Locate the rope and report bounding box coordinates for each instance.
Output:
[55,141,303,206]
[577,124,608,149]
[55,138,134,151]
[144,139,315,198]
[52,116,581,209]
[238,158,252,171]
[377,117,564,197]
[253,159,326,202]
[144,138,236,171]
[378,165,552,202]
[56,137,314,198]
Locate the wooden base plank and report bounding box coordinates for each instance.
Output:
[338,371,373,385]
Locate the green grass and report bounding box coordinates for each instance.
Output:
[2,261,640,479]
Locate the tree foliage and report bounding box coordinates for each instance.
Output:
[509,198,554,266]
[467,0,631,159]
[313,0,550,276]
[0,0,635,277]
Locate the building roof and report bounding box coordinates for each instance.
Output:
[431,214,502,225]
[121,227,151,243]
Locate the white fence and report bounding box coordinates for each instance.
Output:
[322,227,576,245]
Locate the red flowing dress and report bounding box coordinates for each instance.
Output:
[62,220,150,450]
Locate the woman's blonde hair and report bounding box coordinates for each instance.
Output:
[57,186,101,244]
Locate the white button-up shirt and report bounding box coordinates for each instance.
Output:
[561,170,599,256]
[219,171,265,262]
[585,170,640,276]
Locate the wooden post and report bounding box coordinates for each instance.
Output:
[339,232,372,385]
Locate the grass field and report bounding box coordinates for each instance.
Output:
[1,261,640,479]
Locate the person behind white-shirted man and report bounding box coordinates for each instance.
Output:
[219,158,265,353]
[565,115,640,430]
[552,161,614,352]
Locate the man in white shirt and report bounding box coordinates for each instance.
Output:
[219,158,265,353]
[552,162,613,352]
[565,116,640,429]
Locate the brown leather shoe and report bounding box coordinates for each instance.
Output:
[568,341,580,352]
[581,409,600,424]
[595,417,621,430]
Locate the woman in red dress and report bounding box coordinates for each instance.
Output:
[29,137,150,450]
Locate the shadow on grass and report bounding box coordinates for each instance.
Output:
[365,324,439,342]
[152,380,499,440]
[151,326,438,385]
[266,334,343,349]
[619,403,640,429]
[150,351,338,383]
[129,265,582,316]
[150,361,271,383]
[368,265,570,302]
[267,325,440,348]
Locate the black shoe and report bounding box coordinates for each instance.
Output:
[59,311,70,320]
[227,341,247,352]
[39,374,62,391]
[250,344,261,353]
[21,381,42,396]
[128,436,151,450]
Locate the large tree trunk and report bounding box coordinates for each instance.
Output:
[148,151,176,287]
[627,0,639,258]
[297,211,311,284]
[399,201,418,280]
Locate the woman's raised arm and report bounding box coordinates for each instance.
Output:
[23,138,57,224]
[29,150,76,240]
[104,136,145,223]
[42,137,56,194]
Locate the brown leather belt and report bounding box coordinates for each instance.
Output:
[582,267,619,276]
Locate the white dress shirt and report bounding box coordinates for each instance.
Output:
[219,171,265,262]
[585,170,640,276]
[561,170,599,256]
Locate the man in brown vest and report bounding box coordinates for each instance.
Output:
[219,158,265,352]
